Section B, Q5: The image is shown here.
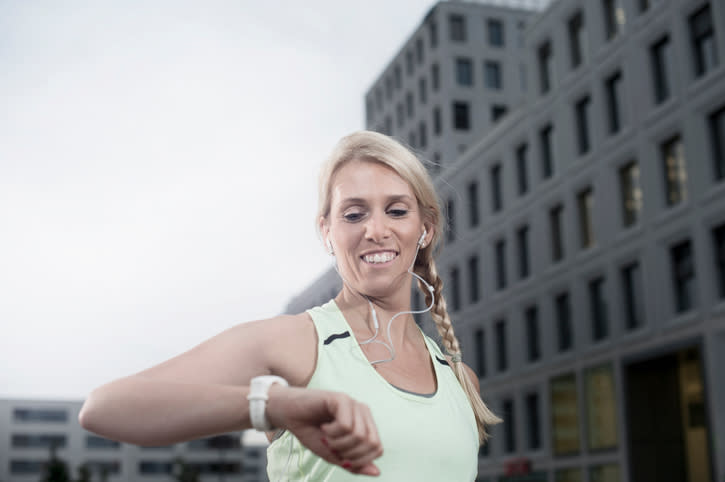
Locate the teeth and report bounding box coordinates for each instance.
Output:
[364,252,396,264]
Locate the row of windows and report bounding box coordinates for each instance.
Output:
[538,2,718,97]
[12,408,68,423]
[8,432,241,451]
[9,459,241,476]
[445,103,725,248]
[367,12,511,119]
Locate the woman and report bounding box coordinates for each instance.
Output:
[79,131,500,480]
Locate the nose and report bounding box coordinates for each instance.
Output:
[364,211,391,243]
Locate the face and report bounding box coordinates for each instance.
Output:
[321,160,430,299]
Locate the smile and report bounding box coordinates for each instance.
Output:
[361,251,398,264]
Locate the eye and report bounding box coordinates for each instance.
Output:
[387,208,408,217]
[343,211,365,222]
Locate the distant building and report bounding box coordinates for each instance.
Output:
[0,398,269,482]
[286,1,725,481]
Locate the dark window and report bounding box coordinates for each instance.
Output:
[468,255,480,303]
[484,60,502,89]
[577,187,594,249]
[568,11,585,68]
[555,292,573,351]
[539,123,554,178]
[416,37,424,65]
[455,57,473,86]
[503,399,516,452]
[495,319,508,371]
[429,21,438,48]
[85,461,121,475]
[589,277,609,341]
[517,225,530,280]
[650,35,671,104]
[488,18,504,47]
[433,106,442,135]
[689,4,718,78]
[638,0,651,13]
[375,88,383,111]
[621,261,645,330]
[86,435,121,449]
[405,50,414,76]
[474,329,486,376]
[709,105,725,180]
[490,164,502,212]
[139,461,173,474]
[575,95,591,155]
[516,143,529,195]
[394,65,402,89]
[449,14,466,42]
[671,240,696,313]
[11,460,45,475]
[453,101,470,130]
[467,181,479,227]
[605,70,623,134]
[396,103,404,128]
[713,223,725,299]
[538,40,552,94]
[12,434,67,449]
[619,161,641,227]
[432,63,440,91]
[419,77,427,104]
[406,91,414,118]
[418,122,427,150]
[602,0,624,40]
[446,198,456,242]
[385,76,392,100]
[491,104,508,122]
[450,266,461,311]
[661,135,687,206]
[495,239,507,290]
[525,305,540,362]
[187,434,240,450]
[550,204,564,262]
[526,392,541,449]
[13,408,68,423]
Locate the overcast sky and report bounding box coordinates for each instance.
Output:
[0,0,440,400]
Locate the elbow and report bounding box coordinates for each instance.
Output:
[78,391,101,433]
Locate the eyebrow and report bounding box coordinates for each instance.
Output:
[339,194,415,205]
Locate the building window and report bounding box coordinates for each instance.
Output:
[11,461,46,475]
[453,101,470,130]
[517,225,530,280]
[538,40,552,94]
[525,305,540,362]
[468,181,479,227]
[671,239,695,313]
[418,122,427,150]
[540,123,554,179]
[502,399,516,453]
[85,461,121,475]
[416,37,424,65]
[12,434,67,449]
[490,164,502,213]
[495,319,508,371]
[555,291,573,351]
[621,261,645,330]
[602,0,625,41]
[577,187,594,249]
[590,465,620,482]
[450,266,461,311]
[139,461,173,475]
[396,103,404,128]
[418,77,427,104]
[491,104,508,122]
[575,95,592,155]
[384,116,392,135]
[429,20,438,48]
[409,131,417,149]
[394,65,402,89]
[495,239,507,290]
[638,0,652,13]
[713,223,725,299]
[406,91,414,118]
[431,63,440,91]
[568,10,585,69]
[455,57,473,86]
[449,14,466,42]
[468,255,480,303]
[605,70,623,135]
[550,204,564,262]
[589,277,609,341]
[661,135,687,206]
[405,50,414,76]
[375,88,383,111]
[650,35,671,105]
[619,161,642,227]
[585,364,618,450]
[551,373,581,455]
[709,105,725,180]
[385,76,392,100]
[446,198,456,242]
[689,4,718,78]
[484,60,502,89]
[525,392,541,449]
[433,106,442,135]
[516,143,529,195]
[13,408,68,423]
[474,328,486,377]
[487,18,504,47]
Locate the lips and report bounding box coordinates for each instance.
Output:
[361,250,398,264]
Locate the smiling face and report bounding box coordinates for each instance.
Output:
[321,159,430,300]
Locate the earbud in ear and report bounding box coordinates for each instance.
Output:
[326,238,334,256]
[418,228,428,248]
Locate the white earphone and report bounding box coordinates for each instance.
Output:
[417,227,427,248]
[326,238,334,255]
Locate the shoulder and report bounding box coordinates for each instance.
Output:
[255,312,319,387]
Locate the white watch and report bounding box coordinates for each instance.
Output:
[247,375,288,431]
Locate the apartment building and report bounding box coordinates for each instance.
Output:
[286,0,725,481]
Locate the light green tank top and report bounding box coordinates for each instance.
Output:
[267,300,478,481]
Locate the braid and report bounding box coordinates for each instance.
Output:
[415,251,502,444]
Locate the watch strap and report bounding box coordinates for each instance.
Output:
[247,375,288,431]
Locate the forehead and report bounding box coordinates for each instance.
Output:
[330,160,415,205]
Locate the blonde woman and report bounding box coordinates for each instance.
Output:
[80,131,500,480]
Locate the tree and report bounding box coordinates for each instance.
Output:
[40,444,70,482]
[172,457,200,482]
[74,463,91,482]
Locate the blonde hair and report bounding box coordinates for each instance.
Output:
[318,130,501,443]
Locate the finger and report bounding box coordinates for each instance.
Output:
[325,403,369,454]
[320,395,355,439]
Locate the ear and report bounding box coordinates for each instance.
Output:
[319,216,331,251]
[421,222,434,248]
